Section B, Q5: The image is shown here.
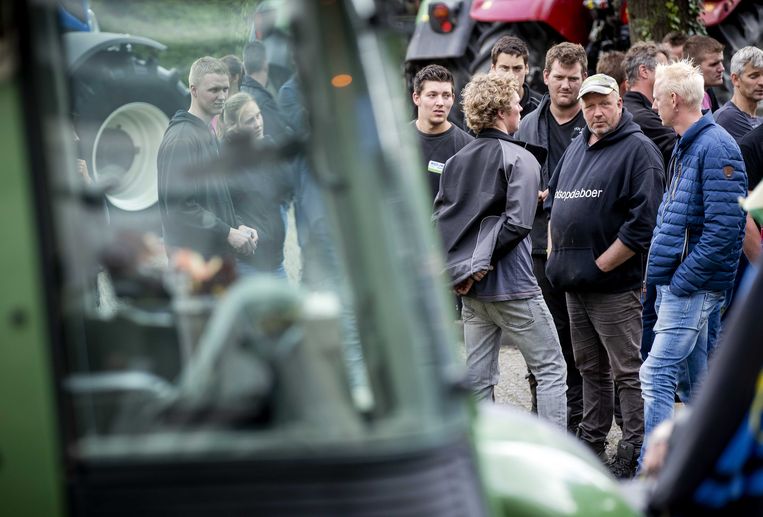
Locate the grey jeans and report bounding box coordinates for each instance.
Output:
[566,290,644,447]
[462,294,567,428]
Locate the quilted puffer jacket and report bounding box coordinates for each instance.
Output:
[646,112,747,296]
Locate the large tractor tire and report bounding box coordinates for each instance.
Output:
[68,35,188,231]
[709,0,763,56]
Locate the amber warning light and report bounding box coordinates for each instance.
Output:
[428,2,458,34]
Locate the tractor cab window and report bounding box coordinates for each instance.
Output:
[43,1,465,462]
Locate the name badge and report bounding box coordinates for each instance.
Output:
[428,160,445,174]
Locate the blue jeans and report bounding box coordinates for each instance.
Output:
[639,286,724,462]
[462,294,567,428]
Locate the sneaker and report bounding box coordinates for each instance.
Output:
[607,441,639,479]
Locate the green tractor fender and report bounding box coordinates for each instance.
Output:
[474,404,642,516]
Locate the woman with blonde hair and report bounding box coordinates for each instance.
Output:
[220,92,293,276]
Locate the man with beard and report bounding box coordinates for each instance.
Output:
[515,42,588,433]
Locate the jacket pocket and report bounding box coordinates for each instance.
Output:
[545,247,603,290]
[680,227,690,262]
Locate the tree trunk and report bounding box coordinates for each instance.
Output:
[628,0,705,43]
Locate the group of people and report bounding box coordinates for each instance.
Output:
[158,41,299,277]
[415,33,762,478]
[156,42,374,408]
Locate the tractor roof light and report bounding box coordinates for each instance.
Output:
[428,2,459,34]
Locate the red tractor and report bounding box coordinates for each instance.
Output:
[406,0,763,97]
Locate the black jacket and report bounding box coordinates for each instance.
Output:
[241,76,293,144]
[545,110,665,293]
[225,135,295,272]
[434,129,546,300]
[623,91,677,168]
[520,82,542,117]
[157,110,239,258]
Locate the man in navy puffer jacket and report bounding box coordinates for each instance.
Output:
[640,61,747,467]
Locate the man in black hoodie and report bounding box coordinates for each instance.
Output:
[546,74,665,478]
[158,56,258,259]
[434,73,567,428]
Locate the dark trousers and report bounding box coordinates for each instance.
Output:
[530,255,583,430]
[640,283,658,360]
[566,290,644,447]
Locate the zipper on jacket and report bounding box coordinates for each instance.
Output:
[680,227,690,262]
[670,158,683,201]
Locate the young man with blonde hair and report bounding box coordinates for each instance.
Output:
[434,73,567,427]
[641,60,747,467]
[158,56,258,259]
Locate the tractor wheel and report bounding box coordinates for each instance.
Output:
[709,0,763,55]
[71,50,189,216]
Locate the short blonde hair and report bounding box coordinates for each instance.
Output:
[461,73,519,134]
[654,60,704,111]
[189,56,229,87]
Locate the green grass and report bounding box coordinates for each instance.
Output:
[91,0,258,85]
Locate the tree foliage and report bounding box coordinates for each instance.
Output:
[628,0,706,42]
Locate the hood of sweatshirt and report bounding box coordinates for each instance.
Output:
[167,109,212,131]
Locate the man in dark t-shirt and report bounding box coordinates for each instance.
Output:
[411,65,473,202]
[713,46,763,142]
[741,124,763,191]
[740,123,763,267]
[515,42,588,435]
[546,111,585,174]
[711,46,763,325]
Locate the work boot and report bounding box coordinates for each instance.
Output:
[578,430,608,463]
[608,441,639,479]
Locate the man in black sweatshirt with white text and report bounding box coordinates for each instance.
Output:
[545,74,664,478]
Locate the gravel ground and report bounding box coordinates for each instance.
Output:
[468,329,623,462]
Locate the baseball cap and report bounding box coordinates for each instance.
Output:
[577,74,619,99]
